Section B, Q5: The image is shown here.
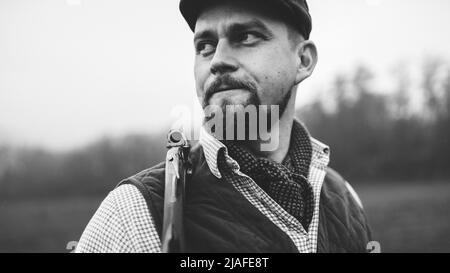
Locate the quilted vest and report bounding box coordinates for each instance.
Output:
[118,143,372,253]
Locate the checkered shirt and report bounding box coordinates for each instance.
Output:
[75,120,331,253]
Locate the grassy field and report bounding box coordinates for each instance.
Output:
[0,195,103,253]
[1,182,449,253]
[355,181,450,253]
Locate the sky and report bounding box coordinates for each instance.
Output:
[1,0,450,150]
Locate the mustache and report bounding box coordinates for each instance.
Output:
[204,75,257,104]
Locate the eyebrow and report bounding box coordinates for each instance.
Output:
[228,19,273,37]
[194,29,215,44]
[194,19,274,43]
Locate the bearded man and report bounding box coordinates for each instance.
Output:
[76,0,372,253]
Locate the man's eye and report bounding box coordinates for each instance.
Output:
[238,32,262,44]
[196,42,216,56]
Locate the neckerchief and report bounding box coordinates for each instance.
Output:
[220,121,314,230]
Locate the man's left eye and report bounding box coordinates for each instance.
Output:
[238,32,262,44]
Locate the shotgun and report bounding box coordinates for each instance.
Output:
[162,129,191,253]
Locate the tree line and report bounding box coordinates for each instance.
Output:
[298,59,450,182]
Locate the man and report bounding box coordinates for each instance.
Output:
[76,0,372,253]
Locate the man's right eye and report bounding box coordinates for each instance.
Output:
[196,42,216,56]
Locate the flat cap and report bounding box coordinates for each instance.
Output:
[179,0,312,39]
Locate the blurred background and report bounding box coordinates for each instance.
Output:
[1,0,449,252]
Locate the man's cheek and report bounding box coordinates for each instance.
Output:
[261,80,284,105]
[194,64,207,85]
[194,74,207,96]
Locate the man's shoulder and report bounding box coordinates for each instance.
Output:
[122,141,206,186]
[113,162,167,214]
[76,183,158,253]
[132,161,166,184]
[323,167,364,210]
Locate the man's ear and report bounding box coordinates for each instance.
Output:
[295,40,318,85]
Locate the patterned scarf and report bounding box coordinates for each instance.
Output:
[220,121,314,230]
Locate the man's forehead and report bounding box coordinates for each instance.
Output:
[194,2,283,34]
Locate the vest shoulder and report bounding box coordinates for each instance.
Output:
[320,167,372,252]
[323,167,348,195]
[321,167,368,227]
[124,142,205,188]
[133,161,166,183]
[323,167,364,209]
[322,167,371,235]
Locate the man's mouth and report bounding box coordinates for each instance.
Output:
[207,87,250,104]
[214,86,247,94]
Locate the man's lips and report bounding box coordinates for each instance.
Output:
[213,87,248,94]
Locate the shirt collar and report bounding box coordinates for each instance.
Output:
[199,119,330,179]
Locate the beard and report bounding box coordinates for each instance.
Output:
[201,73,292,141]
[203,88,292,142]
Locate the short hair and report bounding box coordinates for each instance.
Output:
[286,24,305,49]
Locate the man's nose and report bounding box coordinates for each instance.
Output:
[210,40,238,75]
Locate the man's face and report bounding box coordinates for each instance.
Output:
[193,2,300,115]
